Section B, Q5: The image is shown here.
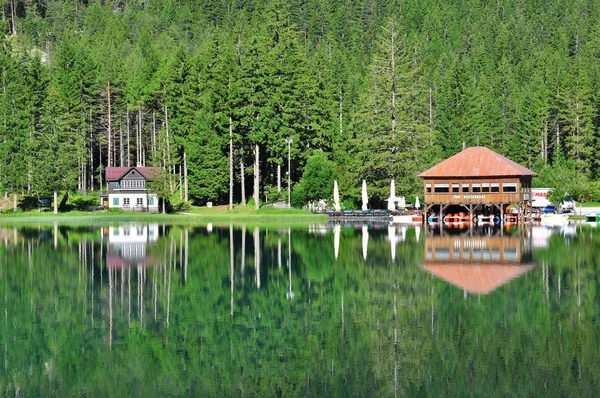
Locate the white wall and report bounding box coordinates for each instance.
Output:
[108,193,159,210]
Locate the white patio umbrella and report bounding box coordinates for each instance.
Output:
[333,180,341,212]
[334,224,341,260]
[387,180,396,211]
[415,196,420,210]
[415,225,421,242]
[362,224,369,260]
[388,225,396,260]
[399,196,406,210]
[362,180,368,211]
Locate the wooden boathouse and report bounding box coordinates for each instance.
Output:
[418,146,537,225]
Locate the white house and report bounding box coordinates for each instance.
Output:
[103,166,160,212]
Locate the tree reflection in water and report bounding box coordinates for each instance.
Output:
[0,222,599,396]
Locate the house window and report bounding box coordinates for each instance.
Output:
[491,183,500,193]
[503,183,517,193]
[452,184,459,193]
[462,184,469,193]
[124,198,130,206]
[115,182,120,189]
[482,183,490,193]
[434,184,449,193]
[113,197,119,206]
[148,198,154,205]
[472,183,481,193]
[137,198,143,206]
[426,184,431,193]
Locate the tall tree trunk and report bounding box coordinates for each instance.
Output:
[53,191,58,214]
[152,111,156,160]
[277,164,281,193]
[229,117,234,210]
[543,119,548,165]
[138,108,143,166]
[164,104,173,190]
[13,193,17,211]
[184,151,188,202]
[126,109,130,167]
[254,144,259,210]
[120,117,124,167]
[107,81,112,167]
[90,109,94,191]
[9,0,17,35]
[339,86,343,135]
[240,154,246,206]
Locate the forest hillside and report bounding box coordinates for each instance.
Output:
[2,0,600,207]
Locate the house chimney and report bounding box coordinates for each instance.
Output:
[462,142,466,150]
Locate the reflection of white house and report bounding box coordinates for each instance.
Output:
[106,223,159,269]
[102,167,160,212]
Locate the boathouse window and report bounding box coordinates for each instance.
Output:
[491,183,500,193]
[482,183,490,193]
[434,183,449,193]
[462,183,469,193]
[472,183,481,193]
[503,183,517,193]
[452,184,459,193]
[426,184,431,193]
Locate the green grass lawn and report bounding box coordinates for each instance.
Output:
[0,204,327,226]
[579,202,600,207]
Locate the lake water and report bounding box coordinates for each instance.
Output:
[1,222,599,396]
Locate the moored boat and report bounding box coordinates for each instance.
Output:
[540,213,569,226]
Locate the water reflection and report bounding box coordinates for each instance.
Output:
[423,227,535,295]
[105,223,160,268]
[1,222,600,395]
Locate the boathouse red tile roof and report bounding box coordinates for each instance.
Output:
[422,262,535,294]
[105,167,161,181]
[418,147,537,178]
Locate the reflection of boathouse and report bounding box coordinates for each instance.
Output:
[419,146,537,224]
[422,232,534,294]
[105,224,159,268]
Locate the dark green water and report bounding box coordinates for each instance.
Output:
[1,222,599,396]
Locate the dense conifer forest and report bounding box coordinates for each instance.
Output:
[2,0,600,208]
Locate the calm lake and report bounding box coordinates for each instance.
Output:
[1,221,599,396]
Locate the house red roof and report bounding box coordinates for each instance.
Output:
[105,167,161,181]
[422,262,535,294]
[418,147,537,178]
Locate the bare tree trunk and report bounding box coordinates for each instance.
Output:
[126,109,130,167]
[229,117,233,210]
[90,109,94,191]
[53,191,57,214]
[542,119,548,165]
[339,86,344,135]
[152,111,157,159]
[254,144,259,210]
[184,151,188,202]
[179,166,182,200]
[164,104,173,190]
[240,153,246,206]
[107,81,112,167]
[120,117,124,167]
[13,193,17,211]
[277,164,281,193]
[9,0,17,35]
[138,108,143,166]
